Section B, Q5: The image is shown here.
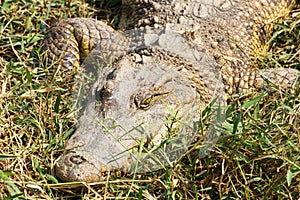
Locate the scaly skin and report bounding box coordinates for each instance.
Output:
[41,0,299,182]
[55,48,225,181]
[41,18,129,69]
[120,0,297,93]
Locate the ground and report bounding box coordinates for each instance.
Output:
[0,0,299,199]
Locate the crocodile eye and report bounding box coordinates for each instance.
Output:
[133,88,171,110]
[140,96,153,109]
[134,93,153,110]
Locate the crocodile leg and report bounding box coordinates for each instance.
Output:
[41,18,129,70]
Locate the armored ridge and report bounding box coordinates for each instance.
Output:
[42,1,297,94]
[41,18,130,70]
[40,0,299,182]
[120,0,295,94]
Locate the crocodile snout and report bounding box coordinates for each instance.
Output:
[55,151,103,182]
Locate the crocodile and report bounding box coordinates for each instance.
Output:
[41,0,299,182]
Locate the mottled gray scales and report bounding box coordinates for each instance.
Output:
[55,48,222,181]
[120,0,296,94]
[41,0,299,182]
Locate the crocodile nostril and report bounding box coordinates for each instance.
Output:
[69,154,87,165]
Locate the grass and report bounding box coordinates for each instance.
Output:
[0,0,299,199]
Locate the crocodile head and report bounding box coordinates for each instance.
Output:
[54,48,222,182]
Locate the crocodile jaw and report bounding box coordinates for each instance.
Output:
[54,50,205,182]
